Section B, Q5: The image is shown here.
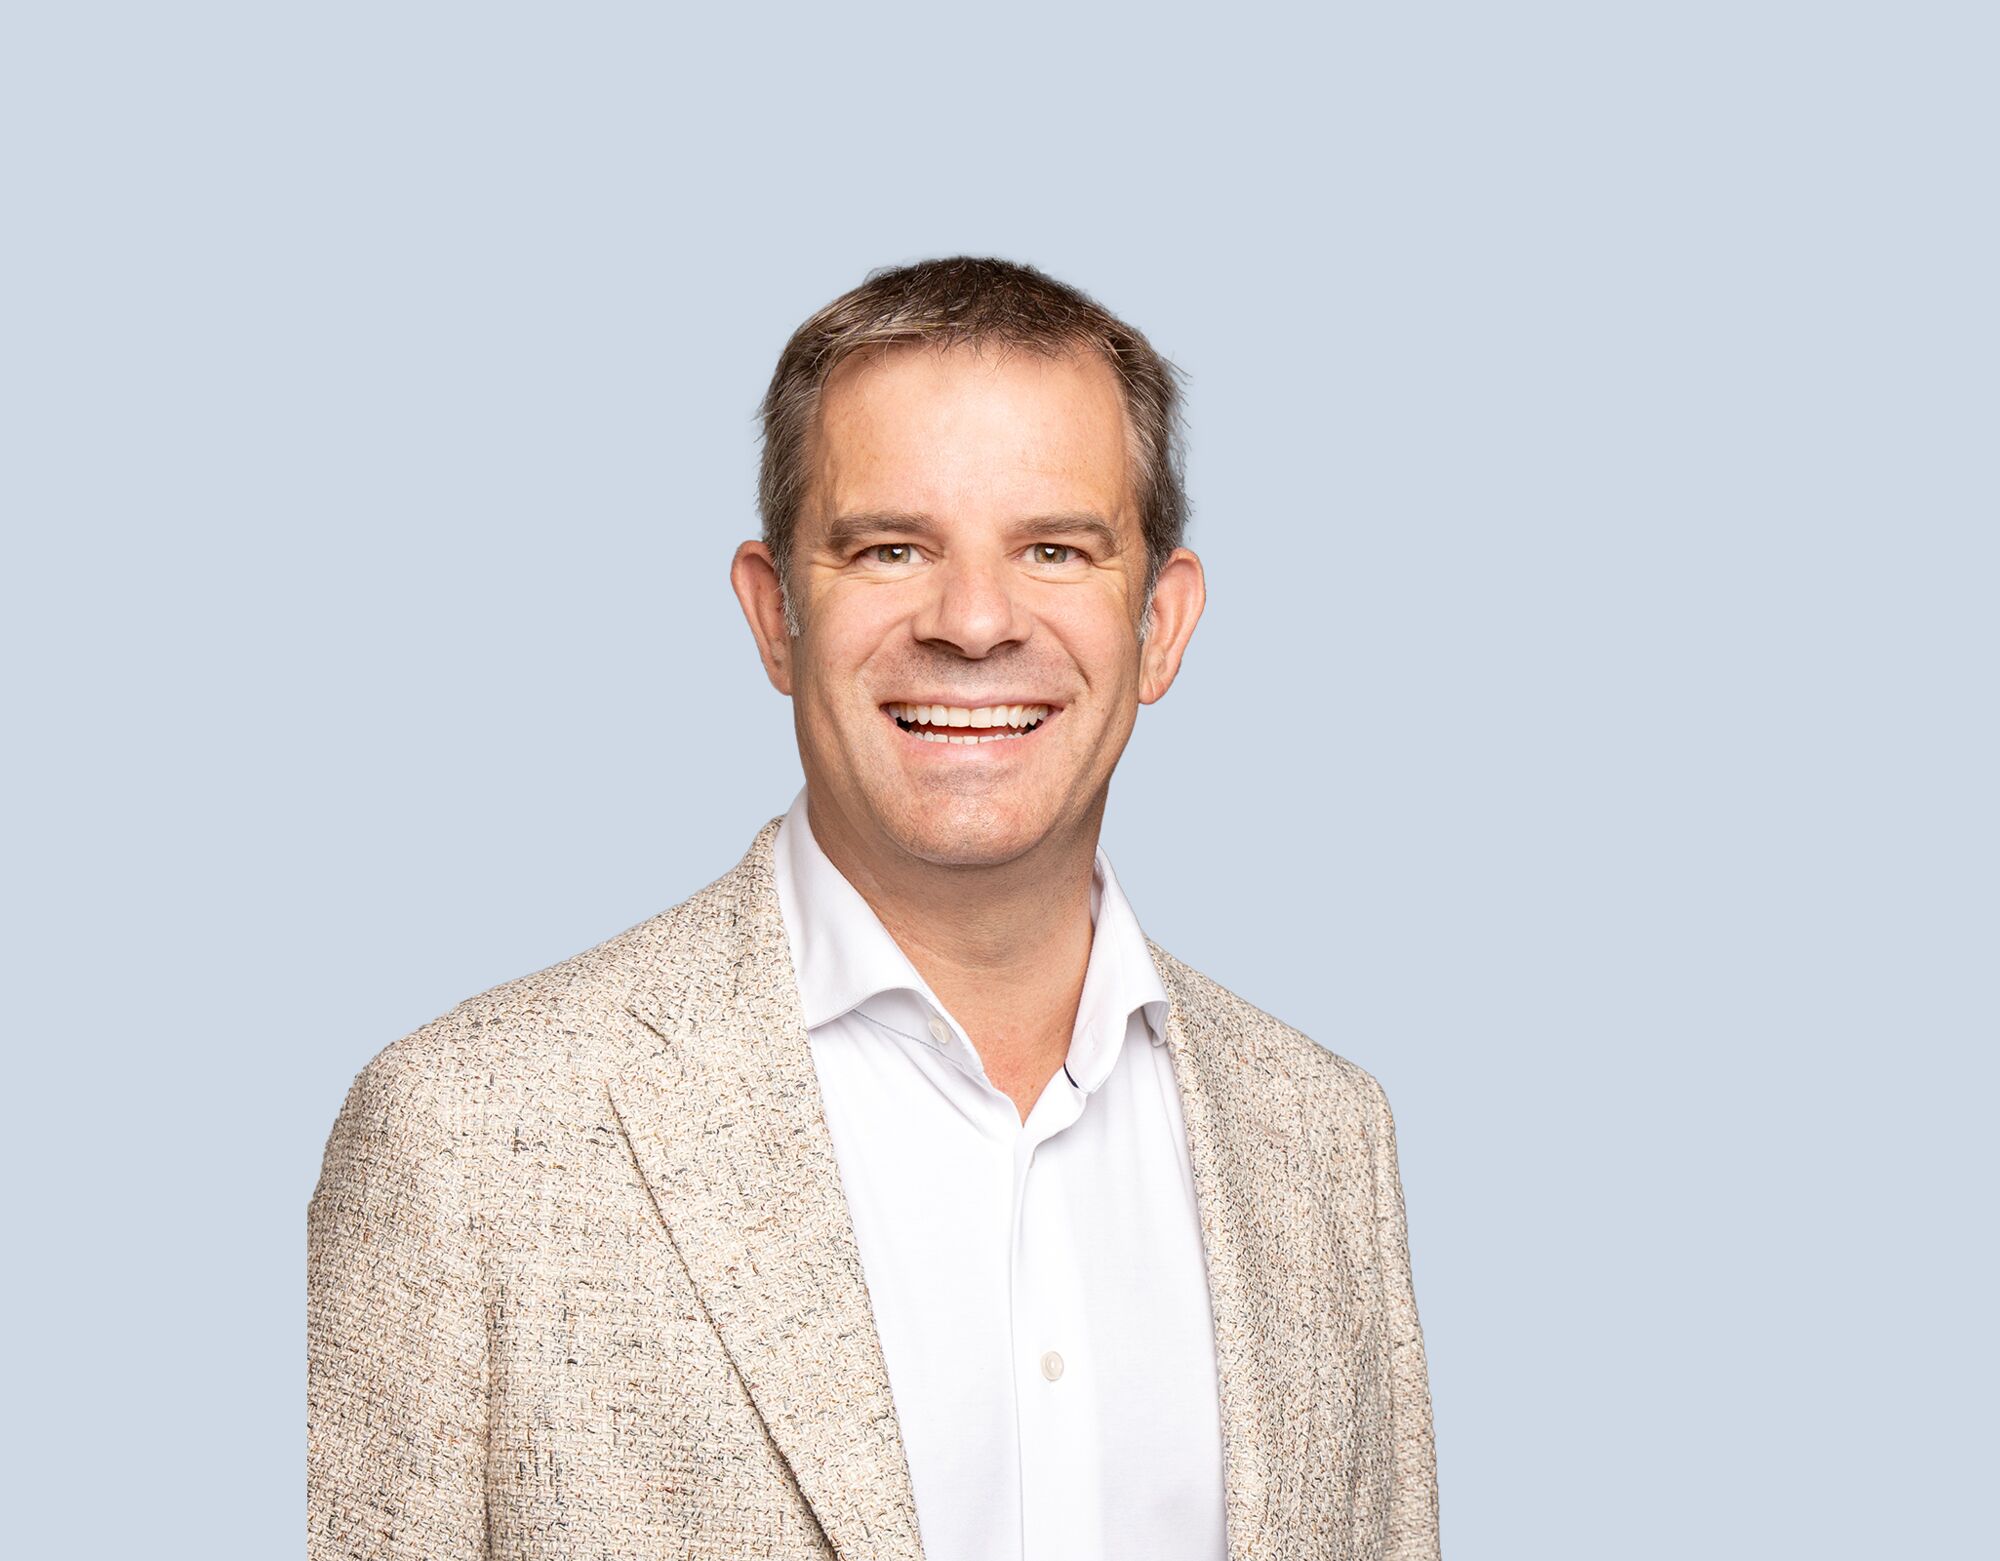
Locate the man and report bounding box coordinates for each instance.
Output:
[308,256,1441,1561]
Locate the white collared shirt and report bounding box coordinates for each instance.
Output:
[772,786,1228,1561]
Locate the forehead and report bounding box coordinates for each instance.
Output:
[806,340,1137,534]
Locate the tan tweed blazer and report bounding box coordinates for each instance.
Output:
[307,816,1441,1560]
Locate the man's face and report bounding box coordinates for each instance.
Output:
[735,340,1202,870]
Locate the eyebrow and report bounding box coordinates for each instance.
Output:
[820,512,1123,556]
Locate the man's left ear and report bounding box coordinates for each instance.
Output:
[1137,547,1206,705]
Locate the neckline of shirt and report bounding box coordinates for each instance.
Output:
[770,786,1170,1096]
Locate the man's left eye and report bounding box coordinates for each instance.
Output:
[1032,544,1082,564]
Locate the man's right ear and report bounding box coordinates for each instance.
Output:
[730,540,796,696]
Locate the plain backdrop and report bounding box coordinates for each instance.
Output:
[5,3,1993,1556]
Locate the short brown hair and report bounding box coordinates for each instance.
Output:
[756,256,1189,635]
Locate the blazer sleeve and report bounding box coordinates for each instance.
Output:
[308,1047,490,1560]
[1363,1070,1442,1559]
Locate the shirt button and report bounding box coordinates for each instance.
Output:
[1040,1350,1065,1382]
[927,1014,949,1045]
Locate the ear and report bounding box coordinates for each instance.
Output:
[730,540,795,696]
[1137,547,1206,705]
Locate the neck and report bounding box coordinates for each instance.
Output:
[804,786,1105,1119]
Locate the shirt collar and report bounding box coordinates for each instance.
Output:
[770,785,1170,1092]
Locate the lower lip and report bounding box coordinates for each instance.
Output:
[884,708,1056,753]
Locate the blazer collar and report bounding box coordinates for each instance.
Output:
[603,815,1316,1561]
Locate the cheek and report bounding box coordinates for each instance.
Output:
[820,588,908,652]
[1043,602,1143,687]
[796,610,902,711]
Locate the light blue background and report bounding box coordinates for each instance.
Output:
[6,3,1992,1555]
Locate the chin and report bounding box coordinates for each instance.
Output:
[879,795,1052,868]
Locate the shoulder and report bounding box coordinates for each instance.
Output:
[331,834,763,1138]
[1146,936,1400,1129]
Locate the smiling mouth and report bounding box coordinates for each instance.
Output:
[884,701,1054,745]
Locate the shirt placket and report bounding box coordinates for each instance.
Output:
[1008,1087,1102,1560]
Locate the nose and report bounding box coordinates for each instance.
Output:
[909,547,1032,658]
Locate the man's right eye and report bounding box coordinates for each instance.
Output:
[863,543,917,564]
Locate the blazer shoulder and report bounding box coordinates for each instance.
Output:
[1146,936,1394,1117]
[334,826,773,1117]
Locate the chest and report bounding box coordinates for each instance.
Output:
[807,1012,1230,1561]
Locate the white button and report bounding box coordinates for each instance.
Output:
[1040,1350,1065,1382]
[927,1014,949,1045]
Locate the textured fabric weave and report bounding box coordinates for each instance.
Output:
[307,815,1442,1559]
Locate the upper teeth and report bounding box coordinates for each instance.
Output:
[889,703,1050,729]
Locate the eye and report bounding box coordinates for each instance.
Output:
[1030,543,1084,566]
[861,543,920,566]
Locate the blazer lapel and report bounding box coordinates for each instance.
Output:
[604,818,924,1561]
[1151,938,1334,1561]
